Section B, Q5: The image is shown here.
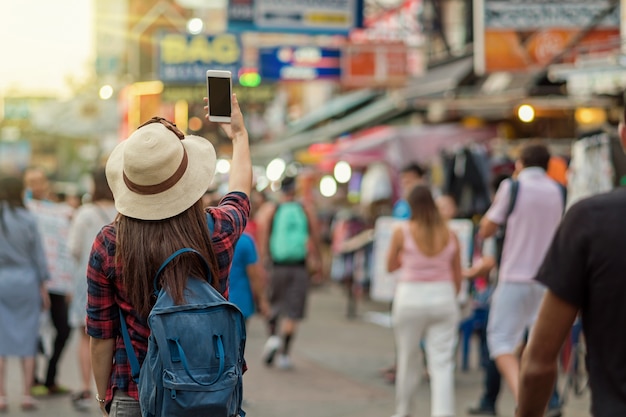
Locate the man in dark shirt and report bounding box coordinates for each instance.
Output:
[517,114,626,417]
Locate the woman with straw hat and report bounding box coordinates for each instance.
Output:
[87,94,251,417]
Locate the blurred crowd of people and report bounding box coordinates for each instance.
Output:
[3,106,626,417]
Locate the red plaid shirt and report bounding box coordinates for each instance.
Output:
[86,192,249,403]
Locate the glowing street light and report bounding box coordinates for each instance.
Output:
[187,18,204,34]
[518,104,535,123]
[99,85,114,100]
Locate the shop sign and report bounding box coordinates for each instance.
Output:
[341,42,407,88]
[485,0,619,29]
[158,33,242,84]
[0,140,30,173]
[228,0,364,34]
[228,0,255,25]
[566,69,626,97]
[259,46,341,81]
[351,0,424,46]
[476,0,620,73]
[2,97,52,121]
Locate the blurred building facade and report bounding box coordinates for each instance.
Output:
[2,0,626,194]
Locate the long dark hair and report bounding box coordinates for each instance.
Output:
[0,173,25,208]
[116,199,220,317]
[91,168,114,202]
[407,185,449,255]
[0,173,26,234]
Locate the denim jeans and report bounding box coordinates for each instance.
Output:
[478,309,501,410]
[109,391,141,417]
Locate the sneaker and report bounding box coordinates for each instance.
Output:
[71,391,92,411]
[467,404,497,415]
[30,385,48,397]
[545,408,562,417]
[47,385,71,395]
[262,336,281,366]
[276,354,293,370]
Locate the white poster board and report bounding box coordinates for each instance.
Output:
[369,217,475,304]
[447,219,475,310]
[447,218,474,269]
[370,216,400,303]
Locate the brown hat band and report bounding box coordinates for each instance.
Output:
[123,149,189,195]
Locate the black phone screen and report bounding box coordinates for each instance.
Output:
[208,77,231,117]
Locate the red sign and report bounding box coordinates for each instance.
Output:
[341,42,407,88]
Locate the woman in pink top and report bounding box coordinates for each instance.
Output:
[387,185,462,417]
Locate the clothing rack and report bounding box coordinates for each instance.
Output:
[489,138,574,159]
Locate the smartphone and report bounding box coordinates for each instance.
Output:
[206,70,232,123]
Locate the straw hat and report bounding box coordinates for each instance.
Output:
[105,119,216,220]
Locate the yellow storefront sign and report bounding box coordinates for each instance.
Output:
[160,33,241,65]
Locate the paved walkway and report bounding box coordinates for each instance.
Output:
[3,283,591,416]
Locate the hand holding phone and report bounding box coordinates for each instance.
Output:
[206,70,232,123]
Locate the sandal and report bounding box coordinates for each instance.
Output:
[21,395,37,411]
[0,396,7,413]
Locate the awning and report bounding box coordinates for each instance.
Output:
[250,56,476,163]
[330,124,498,169]
[250,91,408,162]
[279,88,380,137]
[403,56,475,100]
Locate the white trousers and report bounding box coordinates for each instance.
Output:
[392,281,460,417]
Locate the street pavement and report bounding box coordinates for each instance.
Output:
[4,283,591,417]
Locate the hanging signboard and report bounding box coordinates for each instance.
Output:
[228,0,255,27]
[228,0,364,34]
[341,42,408,88]
[259,46,341,81]
[0,140,30,173]
[158,33,243,84]
[475,0,620,74]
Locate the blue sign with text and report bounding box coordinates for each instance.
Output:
[259,46,341,81]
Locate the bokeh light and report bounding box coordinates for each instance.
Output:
[320,175,337,197]
[266,158,286,181]
[333,161,352,184]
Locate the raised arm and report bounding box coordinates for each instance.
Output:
[205,94,251,197]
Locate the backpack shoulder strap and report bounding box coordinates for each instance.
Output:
[506,179,519,219]
[494,179,518,269]
[119,309,141,383]
[556,182,567,214]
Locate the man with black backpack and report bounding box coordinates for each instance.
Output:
[257,175,322,370]
[477,142,565,416]
[467,171,564,416]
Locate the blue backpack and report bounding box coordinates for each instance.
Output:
[120,246,247,417]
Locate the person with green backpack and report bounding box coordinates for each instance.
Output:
[257,175,322,370]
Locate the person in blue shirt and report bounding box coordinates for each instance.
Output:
[392,163,427,219]
[229,230,269,323]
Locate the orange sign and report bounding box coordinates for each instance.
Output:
[479,0,621,73]
[341,42,407,88]
[485,29,620,72]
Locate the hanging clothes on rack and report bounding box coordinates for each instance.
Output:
[442,147,491,218]
[567,130,615,208]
